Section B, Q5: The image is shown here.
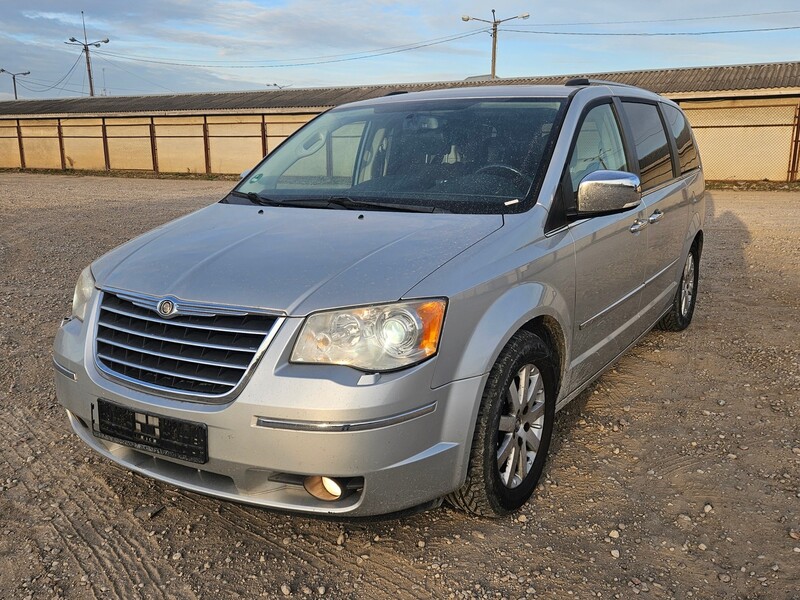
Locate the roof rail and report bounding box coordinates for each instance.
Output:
[564,78,637,88]
[384,90,409,96]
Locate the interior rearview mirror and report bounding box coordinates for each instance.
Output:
[576,170,641,215]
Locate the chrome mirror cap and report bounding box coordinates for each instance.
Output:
[577,170,641,214]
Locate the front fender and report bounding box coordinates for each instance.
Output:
[431,282,573,391]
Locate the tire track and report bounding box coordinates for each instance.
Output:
[225,502,443,598]
[2,408,131,598]
[234,505,444,598]
[651,455,702,478]
[1,406,194,600]
[171,489,436,599]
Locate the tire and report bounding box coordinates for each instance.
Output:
[447,330,557,517]
[657,243,700,332]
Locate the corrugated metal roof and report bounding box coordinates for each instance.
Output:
[2,61,799,117]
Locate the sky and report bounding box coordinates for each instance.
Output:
[1,0,799,101]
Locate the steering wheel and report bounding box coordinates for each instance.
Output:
[475,164,532,185]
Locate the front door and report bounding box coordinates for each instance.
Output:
[565,102,648,391]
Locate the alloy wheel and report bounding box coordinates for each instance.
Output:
[497,363,546,488]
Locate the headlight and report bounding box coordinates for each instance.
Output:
[291,299,447,371]
[71,266,95,321]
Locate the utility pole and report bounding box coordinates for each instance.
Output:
[0,69,30,100]
[65,11,109,97]
[462,9,530,79]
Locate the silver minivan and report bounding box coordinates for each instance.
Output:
[54,82,704,517]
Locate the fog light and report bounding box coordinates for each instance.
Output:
[303,475,348,501]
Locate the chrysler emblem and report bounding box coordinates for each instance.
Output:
[156,299,176,317]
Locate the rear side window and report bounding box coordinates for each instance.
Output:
[662,104,700,174]
[621,102,672,191]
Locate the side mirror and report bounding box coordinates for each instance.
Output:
[576,170,641,215]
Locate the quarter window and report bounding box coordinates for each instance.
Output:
[568,104,628,193]
[621,102,672,191]
[662,104,700,174]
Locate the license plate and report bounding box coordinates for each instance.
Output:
[93,399,208,464]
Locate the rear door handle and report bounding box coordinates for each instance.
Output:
[630,219,648,233]
[648,209,664,224]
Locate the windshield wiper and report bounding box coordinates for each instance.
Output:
[327,196,448,213]
[229,190,330,209]
[230,190,278,205]
[230,191,447,213]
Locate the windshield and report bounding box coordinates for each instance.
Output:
[234,97,566,214]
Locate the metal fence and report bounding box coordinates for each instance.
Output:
[680,101,800,182]
[0,112,316,175]
[2,100,800,180]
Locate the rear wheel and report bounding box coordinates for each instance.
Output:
[447,330,556,516]
[658,243,700,331]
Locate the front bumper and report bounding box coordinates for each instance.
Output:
[53,301,486,517]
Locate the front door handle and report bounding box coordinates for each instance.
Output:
[630,219,648,234]
[648,209,664,224]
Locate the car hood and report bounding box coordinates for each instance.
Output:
[92,203,503,315]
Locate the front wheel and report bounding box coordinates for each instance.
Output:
[657,244,700,331]
[447,330,557,517]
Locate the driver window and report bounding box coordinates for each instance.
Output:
[568,104,627,193]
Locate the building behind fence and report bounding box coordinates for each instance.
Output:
[1,61,799,181]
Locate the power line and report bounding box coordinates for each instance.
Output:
[18,80,90,96]
[92,53,177,92]
[91,27,490,66]
[76,53,86,98]
[503,25,800,37]
[520,9,800,27]
[18,78,159,95]
[88,21,798,70]
[91,29,490,69]
[16,53,83,92]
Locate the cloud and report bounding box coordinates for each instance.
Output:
[1,0,799,99]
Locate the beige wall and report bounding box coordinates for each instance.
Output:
[0,121,21,168]
[19,119,61,169]
[0,111,315,174]
[105,117,153,171]
[61,118,106,170]
[681,98,798,181]
[0,100,797,180]
[207,115,263,175]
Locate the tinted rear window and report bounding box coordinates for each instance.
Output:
[662,104,700,174]
[622,101,673,191]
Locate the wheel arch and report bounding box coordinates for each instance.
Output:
[693,229,704,257]
[434,282,571,398]
[521,315,566,396]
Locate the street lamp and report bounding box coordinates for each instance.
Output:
[462,9,529,79]
[65,11,109,97]
[0,69,31,100]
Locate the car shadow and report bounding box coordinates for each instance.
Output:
[546,189,753,474]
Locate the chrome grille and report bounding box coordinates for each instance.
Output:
[95,292,278,400]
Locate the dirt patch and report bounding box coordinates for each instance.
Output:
[1,174,798,599]
[706,180,800,192]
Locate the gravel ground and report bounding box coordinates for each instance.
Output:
[0,173,798,600]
